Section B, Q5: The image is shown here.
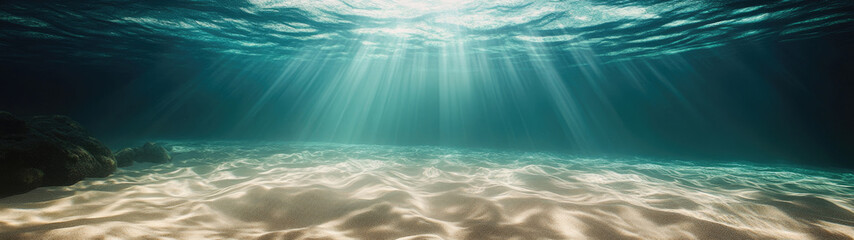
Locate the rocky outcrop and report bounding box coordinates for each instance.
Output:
[115,142,171,167]
[114,148,135,167]
[0,111,116,198]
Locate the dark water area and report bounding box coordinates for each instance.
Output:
[1,0,853,169]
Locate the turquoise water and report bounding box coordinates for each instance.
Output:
[1,0,852,166]
[1,0,853,238]
[1,0,850,60]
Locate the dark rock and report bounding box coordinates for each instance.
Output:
[114,148,135,167]
[0,111,116,198]
[114,142,171,167]
[138,142,172,163]
[0,111,27,135]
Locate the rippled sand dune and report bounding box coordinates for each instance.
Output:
[1,142,853,240]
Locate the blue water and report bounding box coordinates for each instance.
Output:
[1,0,850,60]
[2,0,852,168]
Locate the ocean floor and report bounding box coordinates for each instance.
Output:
[1,141,853,240]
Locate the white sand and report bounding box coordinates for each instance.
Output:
[1,142,853,240]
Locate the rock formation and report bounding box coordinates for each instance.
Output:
[115,142,172,167]
[0,111,116,197]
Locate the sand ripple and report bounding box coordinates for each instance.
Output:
[1,142,853,239]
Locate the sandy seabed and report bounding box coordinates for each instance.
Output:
[1,142,853,240]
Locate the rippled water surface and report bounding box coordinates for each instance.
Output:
[1,142,853,239]
[1,0,851,61]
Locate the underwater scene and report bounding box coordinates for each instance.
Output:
[1,0,853,239]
